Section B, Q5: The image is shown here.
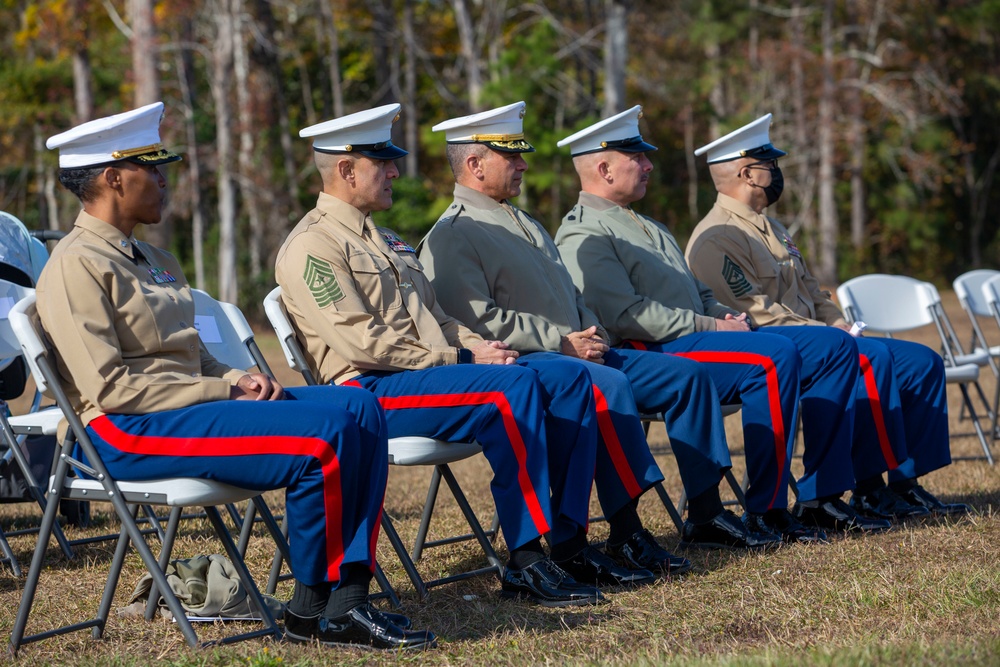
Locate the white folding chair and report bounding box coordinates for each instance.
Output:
[7,293,283,653]
[837,274,993,464]
[263,287,502,600]
[952,270,1000,438]
[194,288,399,607]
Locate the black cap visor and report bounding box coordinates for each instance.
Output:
[315,141,408,160]
[572,135,657,157]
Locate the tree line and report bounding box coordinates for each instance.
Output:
[1,0,998,317]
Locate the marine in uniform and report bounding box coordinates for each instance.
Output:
[40,103,434,650]
[419,102,781,553]
[552,106,886,541]
[685,113,968,522]
[274,104,645,607]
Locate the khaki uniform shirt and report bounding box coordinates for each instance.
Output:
[37,211,244,434]
[274,192,483,385]
[419,184,606,352]
[685,193,848,328]
[555,192,737,345]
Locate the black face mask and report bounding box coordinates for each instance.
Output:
[762,166,784,206]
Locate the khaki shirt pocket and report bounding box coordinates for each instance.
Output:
[348,250,403,313]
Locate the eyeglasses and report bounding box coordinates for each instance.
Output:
[745,160,778,171]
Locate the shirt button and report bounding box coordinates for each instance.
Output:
[179,321,187,328]
[189,345,195,351]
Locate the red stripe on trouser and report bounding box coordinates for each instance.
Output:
[672,350,788,509]
[858,354,899,469]
[592,384,643,498]
[88,416,346,581]
[368,391,551,535]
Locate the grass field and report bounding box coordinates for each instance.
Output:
[2,291,1000,665]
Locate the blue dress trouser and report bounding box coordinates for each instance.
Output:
[346,363,597,550]
[526,349,732,501]
[622,331,801,513]
[853,337,951,481]
[761,326,860,501]
[517,352,663,518]
[84,385,387,588]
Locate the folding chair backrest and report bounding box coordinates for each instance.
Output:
[954,269,1000,318]
[191,289,256,372]
[263,286,317,384]
[982,274,1000,312]
[0,279,33,365]
[836,274,938,333]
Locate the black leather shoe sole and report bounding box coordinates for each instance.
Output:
[499,587,606,608]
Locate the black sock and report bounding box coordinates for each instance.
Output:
[323,564,371,620]
[288,580,332,618]
[855,475,886,495]
[550,528,589,563]
[608,499,643,547]
[687,485,724,524]
[888,477,919,493]
[508,537,546,569]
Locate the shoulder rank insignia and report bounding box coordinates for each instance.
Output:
[303,254,344,307]
[380,231,415,254]
[722,255,752,298]
[782,234,802,259]
[147,267,176,284]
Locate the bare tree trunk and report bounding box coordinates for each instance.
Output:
[318,0,345,117]
[705,17,723,139]
[402,0,419,177]
[846,0,866,253]
[71,0,93,123]
[371,0,397,108]
[233,0,263,279]
[603,0,627,116]
[213,0,239,303]
[452,0,481,111]
[129,0,160,105]
[790,0,817,257]
[35,126,60,230]
[130,0,168,248]
[174,41,206,290]
[816,0,838,283]
[683,103,699,221]
[252,0,298,215]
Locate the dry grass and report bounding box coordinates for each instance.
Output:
[3,291,1000,665]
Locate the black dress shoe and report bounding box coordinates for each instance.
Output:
[556,545,655,589]
[897,484,970,516]
[284,603,436,650]
[680,510,782,550]
[744,509,827,544]
[501,557,606,607]
[850,486,930,520]
[792,497,891,534]
[606,528,692,575]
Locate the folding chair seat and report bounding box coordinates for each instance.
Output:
[263,287,501,600]
[7,292,285,653]
[836,274,993,464]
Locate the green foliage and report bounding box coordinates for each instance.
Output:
[375,175,440,246]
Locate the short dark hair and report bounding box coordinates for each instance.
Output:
[57,165,107,202]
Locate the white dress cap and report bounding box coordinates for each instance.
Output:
[299,103,408,159]
[693,113,787,164]
[556,105,657,156]
[432,101,534,153]
[46,101,181,168]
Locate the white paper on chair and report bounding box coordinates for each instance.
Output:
[0,296,15,319]
[194,315,223,344]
